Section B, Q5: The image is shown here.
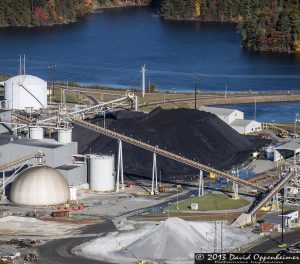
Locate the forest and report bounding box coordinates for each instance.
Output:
[0,0,94,26]
[1,0,299,53]
[159,0,300,53]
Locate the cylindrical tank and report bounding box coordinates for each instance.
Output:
[266,146,274,160]
[29,126,44,140]
[4,75,47,110]
[58,128,72,144]
[89,155,115,192]
[69,185,77,201]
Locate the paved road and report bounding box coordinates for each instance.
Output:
[247,229,300,253]
[37,220,115,264]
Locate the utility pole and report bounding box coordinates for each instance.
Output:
[225,84,227,99]
[254,93,257,120]
[141,65,146,98]
[194,77,198,110]
[281,197,285,246]
[49,64,56,104]
[294,113,299,136]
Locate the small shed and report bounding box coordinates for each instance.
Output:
[260,222,277,232]
[279,210,299,225]
[191,203,198,210]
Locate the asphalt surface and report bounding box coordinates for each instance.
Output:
[247,229,300,253]
[36,189,195,264]
[37,220,115,264]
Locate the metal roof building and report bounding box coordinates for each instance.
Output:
[199,106,244,124]
[274,138,300,162]
[0,134,87,187]
[230,119,262,135]
[199,106,261,135]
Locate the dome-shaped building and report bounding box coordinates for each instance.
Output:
[4,75,47,110]
[10,166,70,206]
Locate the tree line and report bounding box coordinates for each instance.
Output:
[0,0,93,27]
[159,0,300,53]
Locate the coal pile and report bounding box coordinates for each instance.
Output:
[73,108,258,179]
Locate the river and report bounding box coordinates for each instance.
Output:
[0,7,300,93]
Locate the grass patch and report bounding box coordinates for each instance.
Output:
[132,212,238,222]
[52,89,85,104]
[170,193,250,211]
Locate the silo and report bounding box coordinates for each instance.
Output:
[266,146,274,160]
[10,166,70,206]
[89,155,115,192]
[58,128,72,144]
[4,75,47,110]
[69,186,77,201]
[29,126,44,140]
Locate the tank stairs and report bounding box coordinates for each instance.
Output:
[69,116,266,192]
[248,171,296,216]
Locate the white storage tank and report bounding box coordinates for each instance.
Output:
[4,74,47,110]
[58,128,72,144]
[69,185,77,201]
[89,155,115,192]
[10,166,70,206]
[29,126,44,140]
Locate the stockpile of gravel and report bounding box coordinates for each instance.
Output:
[73,108,257,178]
[76,217,258,262]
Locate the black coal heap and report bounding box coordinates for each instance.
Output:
[73,108,257,179]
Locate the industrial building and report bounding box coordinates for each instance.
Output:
[0,110,12,133]
[199,106,262,134]
[3,74,47,110]
[0,132,87,187]
[274,138,300,162]
[264,210,299,229]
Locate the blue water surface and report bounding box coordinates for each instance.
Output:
[0,7,300,92]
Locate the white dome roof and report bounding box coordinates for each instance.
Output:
[10,166,70,206]
[5,75,46,85]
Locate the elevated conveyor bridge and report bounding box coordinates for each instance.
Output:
[69,116,267,192]
[0,152,45,196]
[248,171,296,216]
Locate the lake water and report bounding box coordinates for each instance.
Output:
[1,7,300,93]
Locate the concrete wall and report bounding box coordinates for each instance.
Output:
[58,165,87,186]
[228,110,244,124]
[0,110,12,130]
[0,140,78,168]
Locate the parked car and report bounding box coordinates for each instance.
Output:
[292,243,300,249]
[287,246,300,252]
[277,249,289,254]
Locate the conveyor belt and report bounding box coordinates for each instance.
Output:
[262,123,289,137]
[249,171,295,215]
[70,116,267,192]
[0,151,45,172]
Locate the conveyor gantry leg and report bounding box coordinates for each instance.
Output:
[232,182,239,199]
[116,139,124,191]
[271,193,279,211]
[198,170,204,196]
[283,183,288,203]
[151,152,158,195]
[1,171,6,200]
